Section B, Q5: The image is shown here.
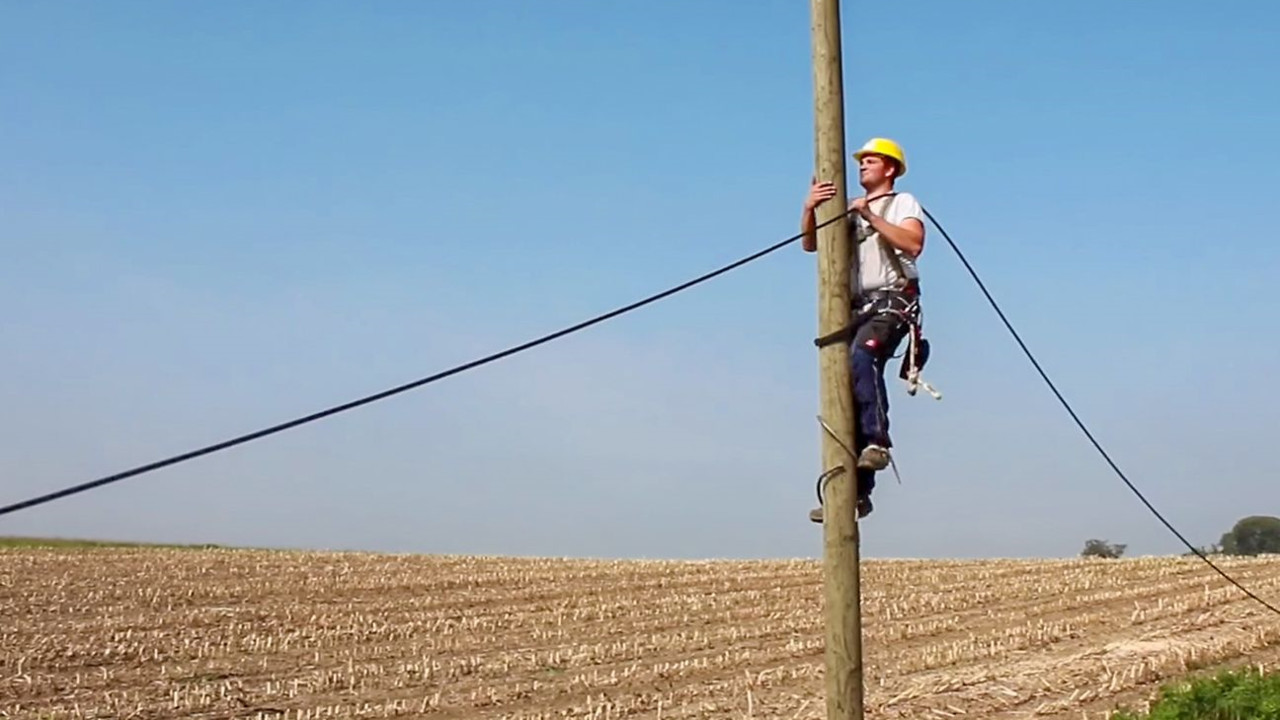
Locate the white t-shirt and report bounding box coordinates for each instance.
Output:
[850,192,924,295]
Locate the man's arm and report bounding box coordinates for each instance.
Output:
[864,214,924,257]
[801,179,838,253]
[857,198,925,257]
[800,204,818,253]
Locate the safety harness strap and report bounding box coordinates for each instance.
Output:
[813,193,911,349]
[873,194,913,289]
[814,304,875,348]
[812,192,943,400]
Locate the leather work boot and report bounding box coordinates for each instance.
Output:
[808,496,873,523]
[857,444,890,471]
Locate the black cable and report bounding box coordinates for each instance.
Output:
[10,191,1272,622]
[0,208,855,519]
[920,206,1280,617]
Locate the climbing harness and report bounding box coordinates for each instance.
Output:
[868,194,941,401]
[813,193,942,401]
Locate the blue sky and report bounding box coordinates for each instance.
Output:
[3,1,1278,561]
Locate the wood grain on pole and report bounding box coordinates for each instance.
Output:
[810,0,864,719]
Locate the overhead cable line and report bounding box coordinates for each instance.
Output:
[5,199,1277,621]
[0,208,850,518]
[921,208,1280,617]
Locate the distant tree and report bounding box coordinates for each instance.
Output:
[1081,539,1127,559]
[1219,516,1280,556]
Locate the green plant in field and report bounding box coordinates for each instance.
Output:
[1110,667,1280,719]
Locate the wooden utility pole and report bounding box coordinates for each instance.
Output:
[810,0,865,719]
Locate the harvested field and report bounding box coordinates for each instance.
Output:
[3,548,1280,719]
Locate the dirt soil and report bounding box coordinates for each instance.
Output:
[3,548,1280,719]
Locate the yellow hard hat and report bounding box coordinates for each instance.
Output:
[853,137,907,177]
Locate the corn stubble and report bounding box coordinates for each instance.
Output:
[3,549,1279,719]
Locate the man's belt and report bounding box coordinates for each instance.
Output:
[814,280,920,349]
[853,279,919,306]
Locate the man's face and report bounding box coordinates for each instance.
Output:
[858,154,896,186]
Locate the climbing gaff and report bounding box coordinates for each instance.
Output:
[817,415,856,458]
[814,415,856,505]
[815,465,845,506]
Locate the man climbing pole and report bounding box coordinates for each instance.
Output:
[801,137,927,521]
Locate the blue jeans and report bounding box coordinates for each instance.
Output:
[852,345,893,448]
[850,306,910,448]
